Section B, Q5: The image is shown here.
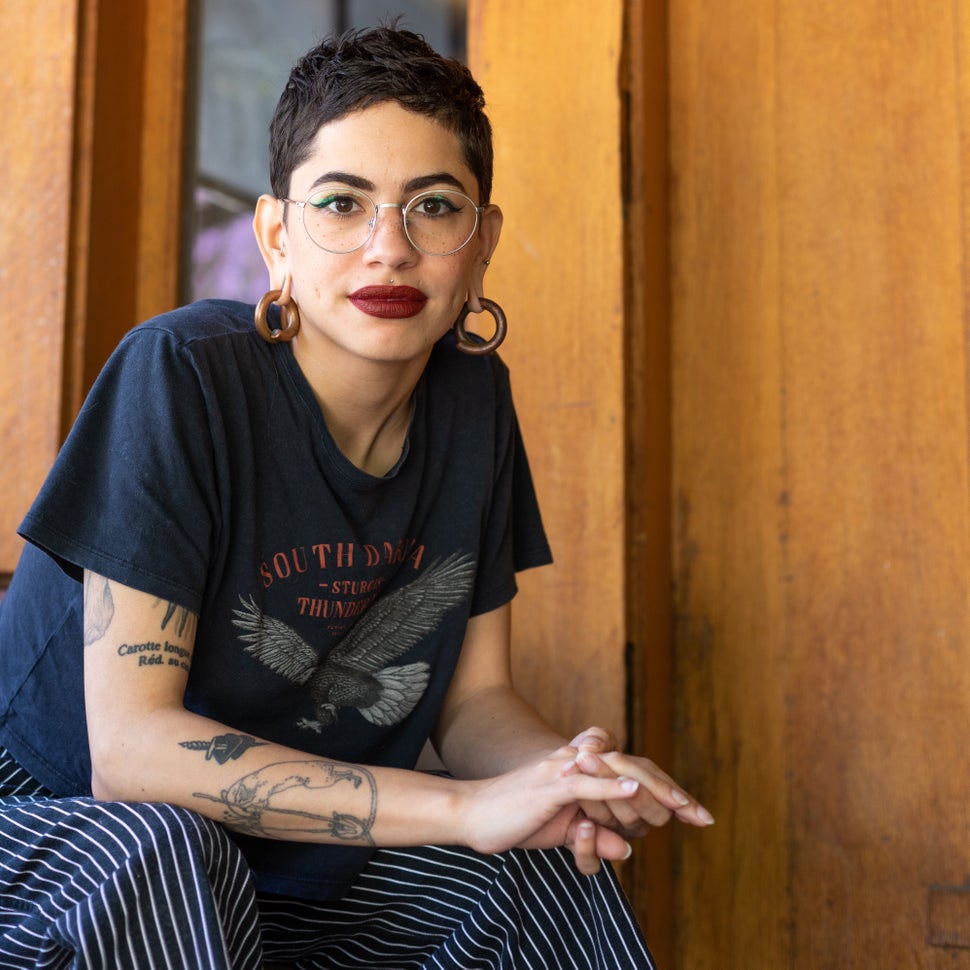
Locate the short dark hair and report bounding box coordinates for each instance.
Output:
[268,25,494,204]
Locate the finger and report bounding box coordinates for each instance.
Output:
[594,825,634,862]
[571,820,601,875]
[575,796,617,828]
[567,820,633,872]
[578,798,650,839]
[573,750,645,831]
[563,752,627,829]
[604,800,651,838]
[562,758,623,831]
[567,726,617,754]
[561,772,641,809]
[559,759,614,826]
[645,785,714,827]
[675,801,716,826]
[599,752,715,826]
[565,769,641,797]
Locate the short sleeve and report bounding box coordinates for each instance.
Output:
[19,325,221,613]
[467,358,552,616]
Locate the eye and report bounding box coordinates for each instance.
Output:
[412,193,463,218]
[307,191,366,216]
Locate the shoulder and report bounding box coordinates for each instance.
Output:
[73,300,272,425]
[102,299,270,390]
[123,299,255,349]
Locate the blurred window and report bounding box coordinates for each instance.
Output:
[185,0,467,304]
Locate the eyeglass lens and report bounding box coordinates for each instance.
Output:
[301,189,479,255]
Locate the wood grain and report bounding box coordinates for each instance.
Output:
[670,1,970,966]
[623,0,675,961]
[0,1,80,572]
[468,1,629,738]
[0,0,187,575]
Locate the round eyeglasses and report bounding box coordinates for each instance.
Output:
[281,188,485,256]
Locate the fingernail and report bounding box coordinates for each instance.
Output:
[672,790,690,806]
[622,842,633,860]
[579,821,595,837]
[698,806,715,825]
[620,777,640,794]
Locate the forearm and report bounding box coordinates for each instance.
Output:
[92,702,644,862]
[433,683,569,779]
[92,705,469,848]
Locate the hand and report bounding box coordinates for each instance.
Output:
[457,744,641,873]
[566,726,715,837]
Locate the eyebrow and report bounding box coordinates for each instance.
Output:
[307,170,469,195]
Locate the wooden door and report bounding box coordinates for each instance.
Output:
[469,2,675,959]
[669,2,970,966]
[0,0,187,581]
[1,0,84,581]
[467,5,631,745]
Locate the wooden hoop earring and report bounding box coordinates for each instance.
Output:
[255,289,301,343]
[454,298,507,356]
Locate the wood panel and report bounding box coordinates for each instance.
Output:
[136,0,189,325]
[71,0,188,415]
[670,1,970,966]
[0,0,187,577]
[467,2,628,737]
[669,3,790,963]
[623,0,675,962]
[0,1,81,573]
[782,4,970,965]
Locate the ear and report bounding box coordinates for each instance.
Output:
[253,194,290,289]
[466,204,503,313]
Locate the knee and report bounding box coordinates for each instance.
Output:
[135,801,228,841]
[101,801,236,867]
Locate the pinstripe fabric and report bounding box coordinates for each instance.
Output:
[0,749,262,969]
[0,751,49,798]
[0,797,263,968]
[258,845,657,969]
[0,749,656,968]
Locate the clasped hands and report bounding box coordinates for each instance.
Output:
[558,726,714,874]
[461,726,713,876]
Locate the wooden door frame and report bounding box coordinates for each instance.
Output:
[68,0,189,421]
[0,0,188,578]
[468,1,675,961]
[623,1,674,963]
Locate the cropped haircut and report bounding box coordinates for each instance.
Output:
[268,25,494,204]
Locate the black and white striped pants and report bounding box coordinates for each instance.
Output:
[0,748,657,969]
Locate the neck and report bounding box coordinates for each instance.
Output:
[291,337,428,477]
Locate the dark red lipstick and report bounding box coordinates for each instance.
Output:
[348,285,428,318]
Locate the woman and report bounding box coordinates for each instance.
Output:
[0,24,712,969]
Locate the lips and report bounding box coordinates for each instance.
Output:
[348,285,428,319]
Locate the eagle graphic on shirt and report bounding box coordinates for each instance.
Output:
[231,552,476,729]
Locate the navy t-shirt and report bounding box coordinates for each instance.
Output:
[0,299,551,900]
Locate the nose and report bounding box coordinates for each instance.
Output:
[365,203,415,264]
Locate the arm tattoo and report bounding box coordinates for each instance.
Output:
[83,574,115,646]
[82,576,197,650]
[155,598,197,639]
[180,733,266,764]
[194,760,378,844]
